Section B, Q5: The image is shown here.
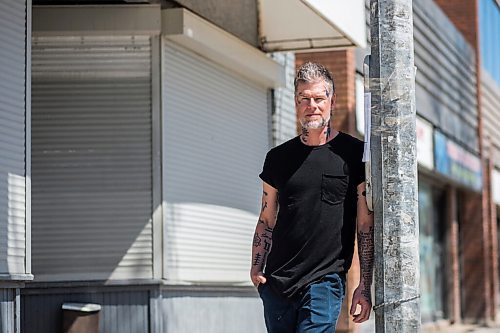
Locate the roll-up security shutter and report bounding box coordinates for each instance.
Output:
[162,41,269,283]
[0,0,27,275]
[31,35,153,280]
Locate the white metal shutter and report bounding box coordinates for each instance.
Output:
[31,35,153,281]
[0,0,27,274]
[162,41,269,283]
[270,52,297,146]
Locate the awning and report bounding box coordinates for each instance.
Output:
[258,0,367,52]
[162,8,286,88]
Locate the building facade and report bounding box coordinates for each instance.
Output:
[0,1,367,332]
[298,0,499,331]
[1,0,496,332]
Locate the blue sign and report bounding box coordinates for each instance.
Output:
[434,131,482,191]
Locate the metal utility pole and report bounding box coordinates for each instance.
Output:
[369,0,420,331]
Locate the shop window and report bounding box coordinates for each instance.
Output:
[418,181,446,322]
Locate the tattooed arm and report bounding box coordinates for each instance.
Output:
[350,181,374,323]
[250,182,278,288]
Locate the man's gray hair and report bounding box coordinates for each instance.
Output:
[294,62,335,96]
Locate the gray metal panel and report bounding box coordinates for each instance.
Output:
[270,52,297,146]
[171,0,258,46]
[413,0,479,153]
[481,71,500,167]
[162,41,269,283]
[0,288,16,333]
[31,35,153,280]
[162,288,265,333]
[0,0,27,275]
[21,288,150,333]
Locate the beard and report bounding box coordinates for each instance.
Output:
[300,116,330,129]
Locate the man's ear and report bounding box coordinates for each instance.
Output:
[331,93,337,108]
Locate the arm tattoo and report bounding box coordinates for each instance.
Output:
[253,253,262,266]
[252,224,274,269]
[253,232,262,247]
[253,191,277,270]
[261,227,272,239]
[358,226,374,299]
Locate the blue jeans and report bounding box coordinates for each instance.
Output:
[258,273,346,333]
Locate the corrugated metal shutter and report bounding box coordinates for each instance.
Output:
[0,288,16,332]
[413,0,478,153]
[0,0,27,274]
[22,288,150,333]
[270,52,297,146]
[31,35,153,280]
[162,41,269,283]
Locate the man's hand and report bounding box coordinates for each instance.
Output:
[350,284,372,323]
[250,270,267,288]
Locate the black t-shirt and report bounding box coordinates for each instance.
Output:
[259,132,365,299]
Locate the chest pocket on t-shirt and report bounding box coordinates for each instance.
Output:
[321,173,349,205]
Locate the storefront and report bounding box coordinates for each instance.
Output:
[434,128,484,322]
[418,179,446,322]
[417,118,448,322]
[416,117,447,322]
[415,117,484,324]
[27,5,285,332]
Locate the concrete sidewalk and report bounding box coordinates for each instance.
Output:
[473,327,500,333]
[422,323,500,333]
[360,320,500,333]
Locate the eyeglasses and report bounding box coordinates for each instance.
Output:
[296,95,329,106]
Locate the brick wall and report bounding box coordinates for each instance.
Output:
[460,190,490,322]
[433,0,479,50]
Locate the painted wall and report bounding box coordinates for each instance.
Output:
[161,288,265,333]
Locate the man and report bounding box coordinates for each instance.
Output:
[250,62,374,332]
